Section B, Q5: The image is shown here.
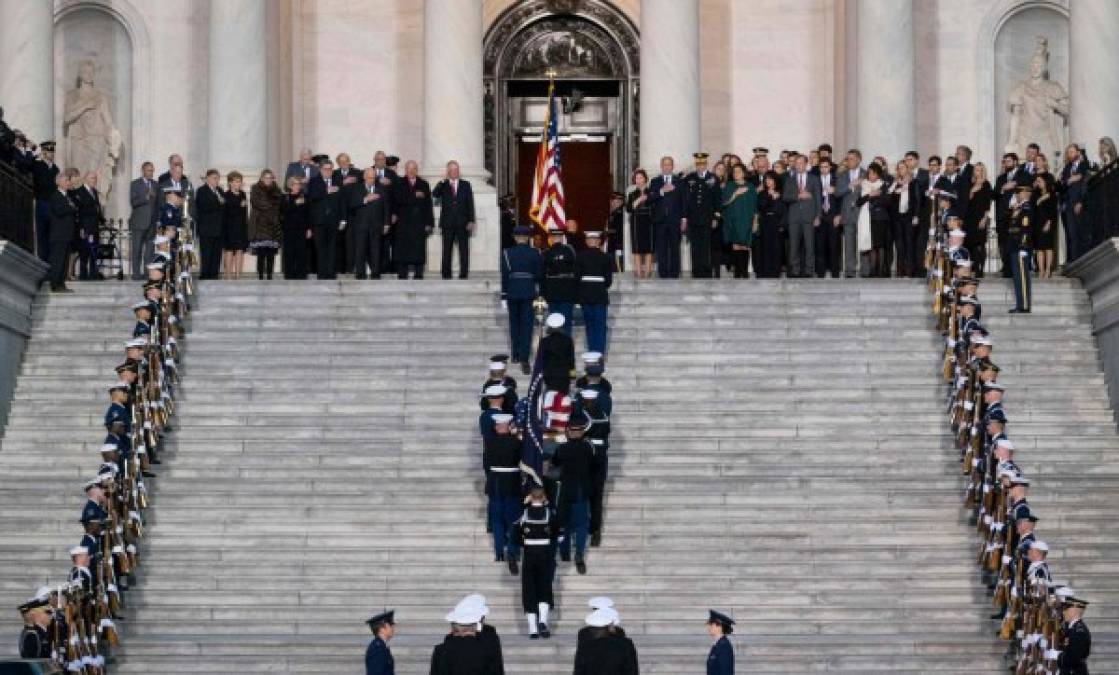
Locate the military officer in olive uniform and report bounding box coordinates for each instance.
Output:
[364,609,395,675]
[1008,184,1035,314]
[542,227,579,336]
[18,597,52,659]
[707,609,735,675]
[1059,593,1091,675]
[684,153,722,278]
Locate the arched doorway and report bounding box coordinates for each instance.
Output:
[484,0,638,235]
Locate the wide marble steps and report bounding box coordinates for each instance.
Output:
[0,277,1116,673]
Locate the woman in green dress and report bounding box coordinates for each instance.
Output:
[720,163,758,278]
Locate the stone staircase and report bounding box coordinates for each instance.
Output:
[0,277,1115,673]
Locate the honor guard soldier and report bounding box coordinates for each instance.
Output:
[430,603,499,673]
[575,356,612,412]
[69,546,94,594]
[479,384,508,440]
[132,300,154,339]
[551,413,596,573]
[706,610,736,675]
[1008,183,1035,314]
[1058,592,1091,675]
[82,478,110,527]
[579,389,610,547]
[542,226,579,335]
[364,609,395,675]
[575,231,613,355]
[17,596,53,659]
[540,313,575,393]
[501,225,542,372]
[577,597,625,651]
[450,594,505,670]
[484,413,523,573]
[479,355,517,414]
[573,607,639,674]
[684,153,721,278]
[513,484,557,639]
[607,191,625,272]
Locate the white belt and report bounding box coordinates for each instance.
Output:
[581,276,605,282]
[523,538,551,546]
[489,466,519,473]
[589,439,606,445]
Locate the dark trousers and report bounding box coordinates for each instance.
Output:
[654,221,681,278]
[1062,205,1082,263]
[441,228,469,279]
[757,222,782,278]
[581,303,607,354]
[282,228,307,279]
[130,226,151,280]
[380,232,394,274]
[814,218,841,278]
[557,493,589,559]
[48,241,69,288]
[589,449,608,534]
[352,224,382,279]
[34,199,51,263]
[1011,246,1032,311]
[687,225,712,278]
[77,235,94,280]
[730,248,750,278]
[892,215,915,278]
[520,550,555,612]
[314,224,337,279]
[912,220,930,277]
[341,221,355,273]
[547,301,573,337]
[255,250,276,279]
[507,298,535,362]
[200,236,222,279]
[487,488,521,559]
[397,264,424,280]
[997,224,1012,277]
[966,237,986,277]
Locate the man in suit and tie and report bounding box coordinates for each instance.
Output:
[905,151,930,276]
[1059,143,1090,263]
[648,156,685,278]
[934,157,967,216]
[432,160,476,279]
[153,160,193,228]
[348,168,389,279]
[332,152,362,272]
[782,154,822,278]
[306,159,344,279]
[956,146,974,186]
[157,154,184,184]
[72,171,104,280]
[815,157,841,278]
[834,149,864,278]
[47,173,78,292]
[994,153,1029,278]
[194,169,226,280]
[285,148,317,186]
[129,161,158,280]
[372,151,400,274]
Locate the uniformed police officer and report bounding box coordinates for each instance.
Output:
[500,225,542,372]
[706,609,735,675]
[542,227,578,336]
[684,153,721,278]
[1058,594,1091,675]
[364,609,395,675]
[1008,183,1034,314]
[575,231,613,356]
[513,484,557,639]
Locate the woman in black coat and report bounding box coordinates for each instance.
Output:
[962,162,993,276]
[281,176,311,279]
[855,163,893,277]
[222,171,249,279]
[887,160,921,278]
[625,169,654,279]
[1032,173,1059,279]
[754,171,786,278]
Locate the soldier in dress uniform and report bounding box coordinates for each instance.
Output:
[551,413,596,574]
[69,545,95,594]
[430,603,498,673]
[479,355,517,414]
[683,153,722,278]
[499,194,517,252]
[540,313,575,393]
[573,607,639,674]
[577,597,624,652]
[479,385,508,441]
[1059,593,1091,675]
[449,594,505,671]
[17,596,53,659]
[576,231,613,356]
[513,484,557,639]
[1008,183,1035,314]
[580,389,610,547]
[575,358,612,413]
[364,609,395,675]
[706,609,735,675]
[542,227,579,337]
[484,413,523,574]
[81,478,110,527]
[606,191,625,273]
[500,226,542,372]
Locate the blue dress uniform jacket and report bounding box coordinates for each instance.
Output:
[500,244,542,300]
[708,636,734,675]
[365,636,394,675]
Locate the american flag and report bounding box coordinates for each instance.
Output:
[528,79,566,240]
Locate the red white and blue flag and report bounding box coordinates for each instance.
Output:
[529,79,566,240]
[517,347,547,486]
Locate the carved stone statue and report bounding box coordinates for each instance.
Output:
[63,60,122,198]
[1005,37,1069,158]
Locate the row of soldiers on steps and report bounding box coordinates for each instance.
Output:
[16,201,193,673]
[932,184,1090,675]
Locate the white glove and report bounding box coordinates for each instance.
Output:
[501,300,508,311]
[1044,649,1061,660]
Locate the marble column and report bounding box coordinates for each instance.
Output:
[1070,0,1119,153]
[855,0,915,162]
[0,0,54,142]
[208,0,267,174]
[423,0,484,178]
[639,0,700,169]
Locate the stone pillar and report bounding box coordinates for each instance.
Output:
[639,0,700,169]
[0,0,54,142]
[208,0,267,174]
[1070,0,1119,154]
[855,0,915,161]
[423,0,484,178]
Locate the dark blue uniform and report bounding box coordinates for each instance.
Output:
[1008,198,1034,312]
[575,246,612,355]
[500,243,542,363]
[708,635,734,675]
[364,636,394,675]
[105,402,130,433]
[542,241,578,336]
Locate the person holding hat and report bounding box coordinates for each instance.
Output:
[1008,183,1035,313]
[648,155,685,278]
[364,609,395,675]
[682,152,721,278]
[542,226,579,336]
[573,607,638,674]
[501,224,543,369]
[485,412,524,573]
[479,356,518,414]
[576,230,613,355]
[606,190,625,272]
[706,610,735,674]
[540,312,575,392]
[551,412,597,573]
[1059,593,1091,675]
[513,484,558,640]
